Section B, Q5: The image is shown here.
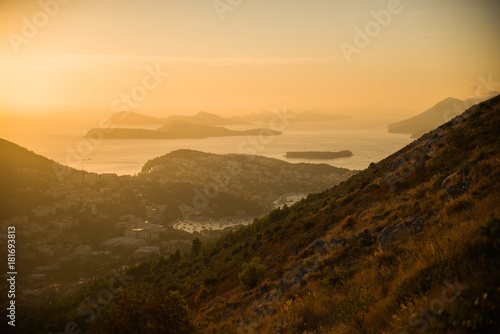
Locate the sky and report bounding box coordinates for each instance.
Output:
[0,0,499,118]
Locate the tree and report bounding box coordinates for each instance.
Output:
[93,294,147,334]
[94,289,196,334]
[238,257,268,290]
[192,238,202,256]
[170,249,181,263]
[146,290,197,334]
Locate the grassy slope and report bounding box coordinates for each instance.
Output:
[187,95,500,333]
[19,96,500,334]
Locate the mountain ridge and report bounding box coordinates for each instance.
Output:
[388,92,499,137]
[107,111,249,126]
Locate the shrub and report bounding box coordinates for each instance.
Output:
[238,257,267,290]
[340,215,356,231]
[449,128,469,149]
[481,215,500,247]
[93,290,196,334]
[326,265,352,289]
[303,220,315,232]
[333,286,375,333]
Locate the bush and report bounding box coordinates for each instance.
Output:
[326,265,352,289]
[238,257,268,290]
[303,220,315,232]
[340,215,356,231]
[93,289,196,334]
[450,127,471,150]
[333,286,375,333]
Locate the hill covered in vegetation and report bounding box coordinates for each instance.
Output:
[0,139,78,219]
[141,149,352,206]
[13,95,500,333]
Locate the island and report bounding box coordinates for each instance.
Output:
[285,150,353,159]
[84,121,281,140]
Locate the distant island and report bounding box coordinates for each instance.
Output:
[107,110,347,127]
[85,121,281,140]
[108,111,248,126]
[285,150,353,159]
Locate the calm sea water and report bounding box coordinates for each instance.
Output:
[2,118,413,175]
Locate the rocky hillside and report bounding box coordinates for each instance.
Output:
[17,96,500,334]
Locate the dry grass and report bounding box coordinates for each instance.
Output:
[340,215,357,231]
[193,109,500,333]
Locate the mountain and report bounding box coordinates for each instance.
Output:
[388,97,463,137]
[0,138,60,173]
[0,139,78,219]
[164,111,248,126]
[107,111,248,126]
[156,120,278,137]
[85,121,281,139]
[388,92,499,137]
[15,96,500,333]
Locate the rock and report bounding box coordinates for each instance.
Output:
[224,302,238,310]
[236,317,247,328]
[446,180,470,197]
[355,229,371,240]
[326,238,349,249]
[441,169,471,197]
[308,239,327,254]
[241,291,252,299]
[377,219,423,249]
[441,170,462,189]
[288,243,299,255]
[274,325,284,334]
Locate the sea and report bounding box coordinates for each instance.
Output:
[2,117,413,175]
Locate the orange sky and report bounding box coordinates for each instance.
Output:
[0,0,499,118]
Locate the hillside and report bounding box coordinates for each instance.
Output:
[0,139,77,219]
[387,97,463,137]
[0,138,61,173]
[141,149,353,208]
[15,96,500,334]
[388,92,498,137]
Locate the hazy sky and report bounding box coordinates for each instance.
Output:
[0,0,499,117]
